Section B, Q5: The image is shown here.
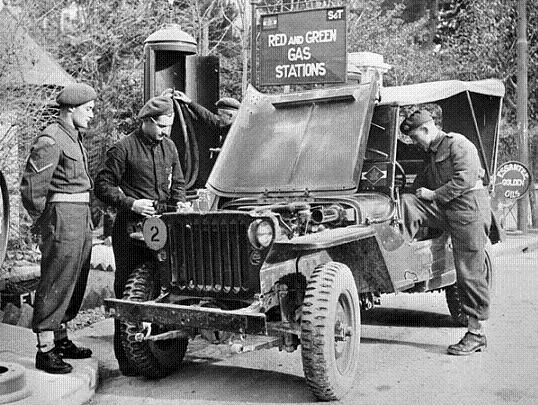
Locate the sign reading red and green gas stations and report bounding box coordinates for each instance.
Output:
[494,161,532,201]
[259,7,347,86]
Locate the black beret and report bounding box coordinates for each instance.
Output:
[400,110,433,135]
[138,96,174,119]
[56,83,97,106]
[215,97,240,110]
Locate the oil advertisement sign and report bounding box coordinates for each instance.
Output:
[259,7,346,86]
[494,161,531,201]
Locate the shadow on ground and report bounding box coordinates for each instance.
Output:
[362,307,461,328]
[88,331,314,404]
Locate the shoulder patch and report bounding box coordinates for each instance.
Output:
[28,159,54,174]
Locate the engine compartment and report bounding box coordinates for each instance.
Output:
[222,200,361,240]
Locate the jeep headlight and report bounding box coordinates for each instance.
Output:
[248,219,274,249]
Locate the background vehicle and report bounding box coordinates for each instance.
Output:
[106,78,504,401]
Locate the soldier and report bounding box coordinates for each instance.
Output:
[399,110,491,355]
[21,82,97,374]
[94,95,187,375]
[171,90,239,142]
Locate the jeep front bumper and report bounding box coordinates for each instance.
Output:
[104,298,267,335]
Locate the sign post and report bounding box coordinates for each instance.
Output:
[258,6,347,87]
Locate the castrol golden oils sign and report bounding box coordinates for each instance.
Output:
[494,161,532,201]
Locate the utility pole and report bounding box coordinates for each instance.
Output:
[517,0,529,233]
[250,0,259,88]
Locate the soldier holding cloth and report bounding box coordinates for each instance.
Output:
[95,95,187,375]
[399,109,491,355]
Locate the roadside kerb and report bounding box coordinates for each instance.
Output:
[0,323,97,405]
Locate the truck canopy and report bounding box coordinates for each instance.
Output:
[379,79,504,105]
[381,79,505,186]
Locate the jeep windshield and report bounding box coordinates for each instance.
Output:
[207,82,378,197]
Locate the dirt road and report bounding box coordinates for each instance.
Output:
[82,248,538,405]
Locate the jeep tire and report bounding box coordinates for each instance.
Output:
[120,263,188,378]
[445,246,493,326]
[300,262,360,401]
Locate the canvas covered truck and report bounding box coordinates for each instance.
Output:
[105,78,504,401]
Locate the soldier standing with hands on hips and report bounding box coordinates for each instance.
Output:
[399,110,492,355]
[20,83,97,374]
[94,95,188,375]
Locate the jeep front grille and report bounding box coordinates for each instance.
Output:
[167,213,262,298]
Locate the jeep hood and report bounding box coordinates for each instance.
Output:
[207,82,378,197]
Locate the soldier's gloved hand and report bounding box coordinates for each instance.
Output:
[416,187,435,201]
[131,199,157,217]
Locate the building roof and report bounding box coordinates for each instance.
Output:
[0,6,74,87]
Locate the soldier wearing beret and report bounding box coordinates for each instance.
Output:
[20,82,97,374]
[94,95,187,375]
[172,90,240,131]
[399,109,491,355]
[167,90,240,185]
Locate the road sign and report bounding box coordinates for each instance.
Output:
[494,161,531,201]
[259,7,346,86]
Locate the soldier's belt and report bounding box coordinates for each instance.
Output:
[49,192,90,203]
[469,180,485,191]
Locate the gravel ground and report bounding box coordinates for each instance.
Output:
[68,306,110,332]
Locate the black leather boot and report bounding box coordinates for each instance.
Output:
[447,332,487,355]
[55,338,93,359]
[36,349,73,374]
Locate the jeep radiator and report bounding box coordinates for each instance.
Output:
[165,213,264,299]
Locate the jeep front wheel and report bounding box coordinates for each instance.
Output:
[446,247,493,326]
[300,262,360,401]
[120,263,188,378]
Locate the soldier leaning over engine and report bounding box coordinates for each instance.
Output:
[94,95,188,376]
[20,83,97,374]
[399,110,491,356]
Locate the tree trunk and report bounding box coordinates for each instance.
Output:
[429,0,439,47]
[201,23,209,56]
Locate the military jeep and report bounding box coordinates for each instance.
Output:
[105,79,504,401]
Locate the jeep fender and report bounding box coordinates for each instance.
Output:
[269,225,395,294]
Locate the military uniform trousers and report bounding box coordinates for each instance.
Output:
[111,209,153,368]
[400,189,491,321]
[32,202,92,333]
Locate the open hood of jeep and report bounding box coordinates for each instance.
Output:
[207,82,378,197]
